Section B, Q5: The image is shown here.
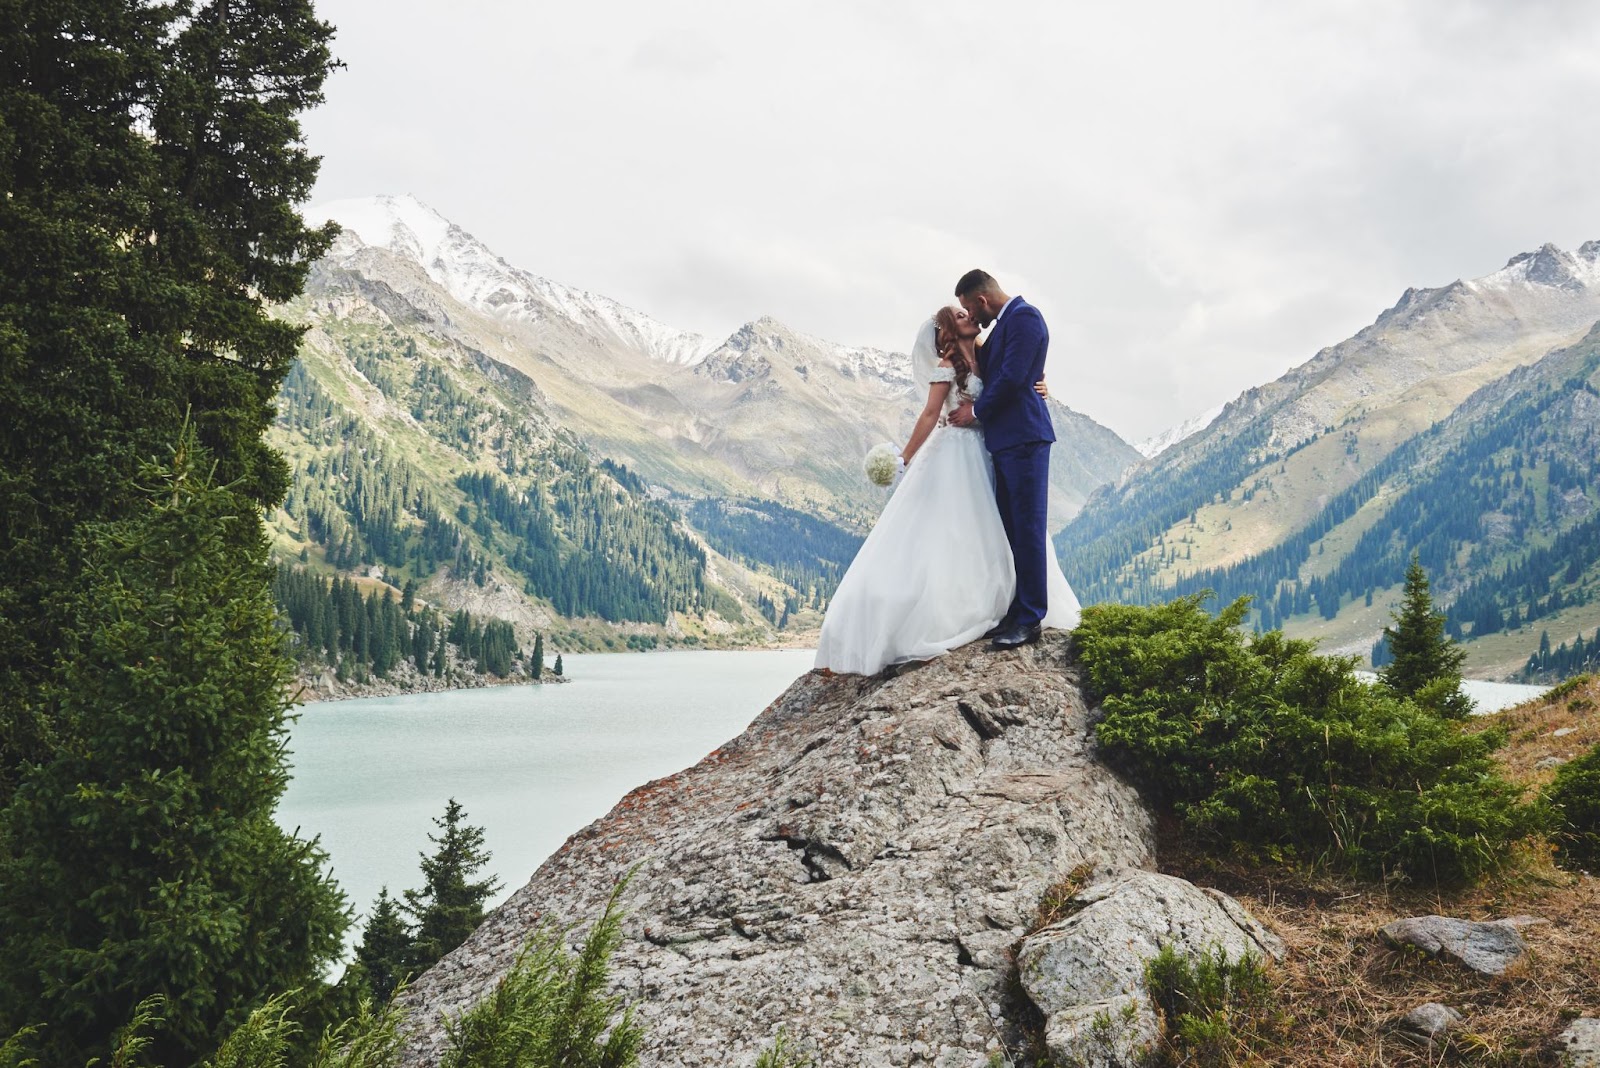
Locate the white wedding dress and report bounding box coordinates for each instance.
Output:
[814,322,1081,676]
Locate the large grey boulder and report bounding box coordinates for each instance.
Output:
[1016,868,1285,1067]
[395,634,1156,1066]
[1379,915,1546,976]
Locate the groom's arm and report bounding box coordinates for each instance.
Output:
[973,308,1048,424]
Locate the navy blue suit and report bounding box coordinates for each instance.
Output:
[974,297,1054,629]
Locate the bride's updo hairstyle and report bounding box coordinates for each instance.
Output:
[933,306,972,392]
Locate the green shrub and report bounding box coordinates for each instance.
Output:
[1076,595,1532,883]
[1544,743,1600,872]
[2,989,406,1068]
[754,1029,814,1068]
[1143,944,1280,1067]
[441,878,641,1068]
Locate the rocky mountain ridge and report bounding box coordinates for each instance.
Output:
[301,195,1139,524]
[1134,402,1224,459]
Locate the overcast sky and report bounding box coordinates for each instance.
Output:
[302,0,1600,443]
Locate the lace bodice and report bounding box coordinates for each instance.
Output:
[927,365,983,418]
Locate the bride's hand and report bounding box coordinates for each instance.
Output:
[1035,378,1050,400]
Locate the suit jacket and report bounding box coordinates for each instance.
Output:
[973,296,1055,453]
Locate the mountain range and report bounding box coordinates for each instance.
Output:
[301,196,1138,525]
[270,195,1140,649]
[1058,241,1600,678]
[275,195,1600,679]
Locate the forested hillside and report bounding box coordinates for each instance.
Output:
[1055,243,1600,679]
[272,565,529,686]
[270,325,720,645]
[1064,323,1600,679]
[684,497,864,625]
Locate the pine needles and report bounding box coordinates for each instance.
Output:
[441,876,642,1068]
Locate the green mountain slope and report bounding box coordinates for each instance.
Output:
[1058,242,1600,679]
[1067,326,1600,678]
[268,321,749,647]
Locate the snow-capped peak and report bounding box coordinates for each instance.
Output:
[1136,403,1225,458]
[309,193,454,266]
[1468,240,1600,293]
[305,194,715,366]
[304,195,914,383]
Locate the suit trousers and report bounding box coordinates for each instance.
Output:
[991,440,1051,628]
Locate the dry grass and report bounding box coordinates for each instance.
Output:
[1031,861,1097,934]
[1159,841,1599,1066]
[1146,682,1600,1066]
[1474,674,1600,791]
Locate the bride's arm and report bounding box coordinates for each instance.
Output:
[902,381,953,465]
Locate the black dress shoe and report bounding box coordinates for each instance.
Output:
[981,619,1014,640]
[989,622,1042,650]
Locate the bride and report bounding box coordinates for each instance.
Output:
[814,306,1081,675]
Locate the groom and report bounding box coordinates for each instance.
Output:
[947,269,1054,649]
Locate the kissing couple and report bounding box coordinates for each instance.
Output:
[815,270,1080,676]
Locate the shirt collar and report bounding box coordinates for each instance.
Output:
[995,295,1021,322]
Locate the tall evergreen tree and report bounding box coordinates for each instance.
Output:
[1380,554,1472,719]
[554,653,565,677]
[1,0,339,790]
[1,1,341,1059]
[0,437,347,1064]
[532,632,545,678]
[353,887,413,1006]
[404,799,503,974]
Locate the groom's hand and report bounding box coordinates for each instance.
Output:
[948,401,976,427]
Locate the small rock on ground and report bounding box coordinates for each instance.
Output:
[1397,1002,1463,1043]
[1379,914,1545,976]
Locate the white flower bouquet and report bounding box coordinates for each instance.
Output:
[864,443,902,487]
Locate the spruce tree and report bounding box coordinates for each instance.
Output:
[0,437,347,1064]
[1380,554,1473,719]
[404,799,503,974]
[354,887,413,1006]
[0,0,339,792]
[0,1,341,1059]
[532,632,545,678]
[554,653,565,677]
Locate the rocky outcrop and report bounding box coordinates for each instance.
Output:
[1017,869,1285,1067]
[395,634,1271,1066]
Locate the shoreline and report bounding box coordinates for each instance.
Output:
[291,644,820,707]
[292,669,570,707]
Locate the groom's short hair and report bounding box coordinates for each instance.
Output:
[954,269,999,298]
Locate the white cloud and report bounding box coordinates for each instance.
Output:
[303,0,1600,441]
